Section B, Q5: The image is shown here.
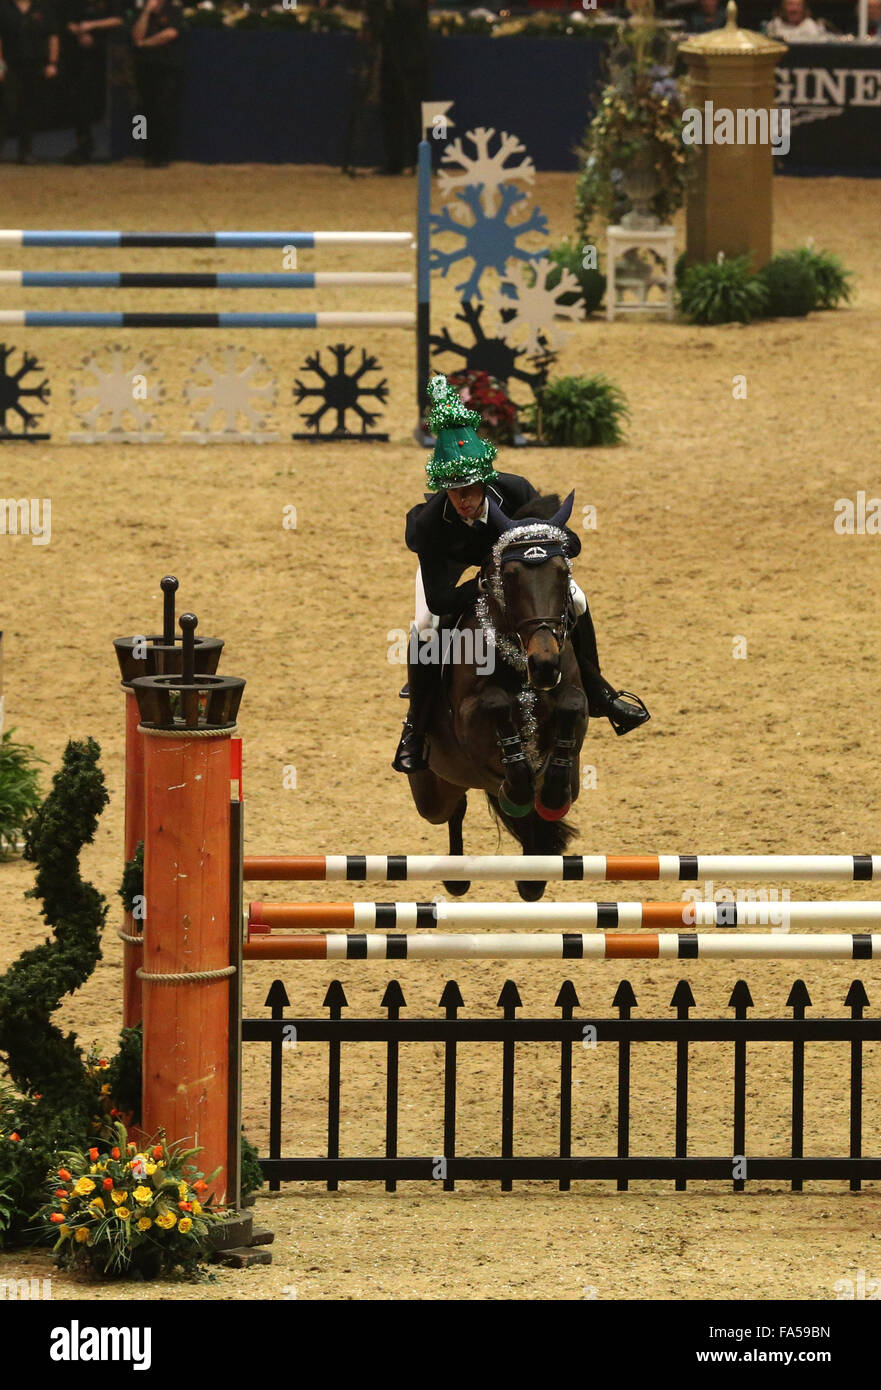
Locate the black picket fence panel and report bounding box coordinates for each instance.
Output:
[241,977,881,1193]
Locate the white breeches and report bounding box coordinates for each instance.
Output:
[413,564,586,639]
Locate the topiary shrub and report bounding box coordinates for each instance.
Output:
[240,1134,265,1199]
[759,252,817,318]
[791,245,853,309]
[0,729,43,859]
[678,255,768,325]
[544,238,606,316]
[524,374,629,447]
[0,739,157,1250]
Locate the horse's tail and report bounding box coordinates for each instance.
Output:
[485,793,578,855]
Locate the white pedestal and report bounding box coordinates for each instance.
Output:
[606,224,676,322]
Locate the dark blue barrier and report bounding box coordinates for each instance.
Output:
[103,32,880,175]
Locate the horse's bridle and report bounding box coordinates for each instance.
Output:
[480,561,574,655]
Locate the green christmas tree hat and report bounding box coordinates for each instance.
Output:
[425,373,499,491]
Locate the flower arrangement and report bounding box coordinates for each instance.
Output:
[575,0,691,240]
[39,1122,224,1279]
[446,369,518,446]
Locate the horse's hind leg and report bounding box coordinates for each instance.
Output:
[443,794,470,897]
[406,770,471,895]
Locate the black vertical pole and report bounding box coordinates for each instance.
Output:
[416,137,431,440]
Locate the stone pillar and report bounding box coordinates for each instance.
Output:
[679,1,787,269]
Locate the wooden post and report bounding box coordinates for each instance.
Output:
[140,726,235,1199]
[114,577,224,1030]
[131,612,244,1203]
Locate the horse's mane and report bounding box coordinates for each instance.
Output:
[509,492,562,523]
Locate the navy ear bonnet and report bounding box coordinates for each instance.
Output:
[499,539,569,566]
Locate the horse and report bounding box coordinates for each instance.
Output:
[404,491,589,902]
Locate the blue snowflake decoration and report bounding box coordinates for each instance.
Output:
[430,183,549,302]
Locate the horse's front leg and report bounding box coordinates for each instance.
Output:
[458,683,535,815]
[535,685,588,821]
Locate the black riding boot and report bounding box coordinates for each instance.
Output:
[571,608,651,736]
[392,636,439,772]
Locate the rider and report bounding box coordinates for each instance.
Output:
[392,374,650,773]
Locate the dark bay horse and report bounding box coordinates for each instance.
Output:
[405,492,588,901]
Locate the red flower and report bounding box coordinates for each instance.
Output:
[103,1178,114,1191]
[192,1180,208,1194]
[178,1201,193,1212]
[111,1147,121,1160]
[152,1146,163,1160]
[10,1132,21,1143]
[49,1212,65,1224]
[58,1168,72,1181]
[88,1147,99,1161]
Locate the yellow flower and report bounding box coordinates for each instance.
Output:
[137,1217,153,1232]
[146,1163,157,1176]
[116,1207,131,1220]
[178,1182,188,1199]
[89,1198,105,1214]
[59,1200,69,1212]
[75,1227,91,1244]
[110,1189,128,1206]
[155,1211,177,1230]
[101,1084,111,1095]
[178,1217,193,1234]
[191,1200,202,1216]
[74,1176,96,1197]
[133,1185,153,1206]
[59,1225,71,1240]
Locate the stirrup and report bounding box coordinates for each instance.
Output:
[608,691,651,737]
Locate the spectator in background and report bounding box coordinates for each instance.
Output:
[766,0,827,39]
[375,0,428,175]
[0,0,59,163]
[687,0,726,31]
[131,0,185,167]
[61,0,123,163]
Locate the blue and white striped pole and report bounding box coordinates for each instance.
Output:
[0,230,414,248]
[0,310,416,329]
[0,271,413,289]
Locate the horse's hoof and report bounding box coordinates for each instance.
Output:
[444,879,471,897]
[517,880,546,902]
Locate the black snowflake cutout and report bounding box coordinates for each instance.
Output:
[0,343,51,442]
[292,343,389,442]
[429,301,558,400]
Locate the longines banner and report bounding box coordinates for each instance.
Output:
[775,43,881,175]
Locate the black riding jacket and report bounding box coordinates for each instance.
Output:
[404,472,582,619]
